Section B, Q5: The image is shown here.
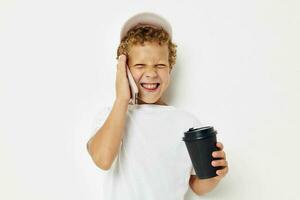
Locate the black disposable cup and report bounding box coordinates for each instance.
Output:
[182,126,223,179]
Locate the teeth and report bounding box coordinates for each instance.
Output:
[141,83,159,89]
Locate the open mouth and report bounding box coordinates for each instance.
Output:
[140,83,160,92]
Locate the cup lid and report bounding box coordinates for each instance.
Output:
[183,126,217,141]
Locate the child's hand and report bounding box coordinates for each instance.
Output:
[190,142,229,195]
[115,54,131,103]
[210,142,229,182]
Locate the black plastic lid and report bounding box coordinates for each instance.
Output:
[182,126,217,141]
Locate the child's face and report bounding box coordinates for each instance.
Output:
[127,41,171,104]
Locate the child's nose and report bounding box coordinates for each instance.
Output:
[144,68,158,77]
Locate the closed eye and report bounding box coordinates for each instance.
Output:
[134,64,145,68]
[133,64,167,68]
[155,64,167,68]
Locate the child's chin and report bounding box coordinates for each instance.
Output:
[138,96,160,104]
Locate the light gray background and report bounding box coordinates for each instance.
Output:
[1,0,299,199]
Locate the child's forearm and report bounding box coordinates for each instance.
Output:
[190,176,221,196]
[87,99,128,170]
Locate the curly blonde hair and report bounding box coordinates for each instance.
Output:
[116,25,177,70]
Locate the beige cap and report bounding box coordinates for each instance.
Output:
[120,12,173,41]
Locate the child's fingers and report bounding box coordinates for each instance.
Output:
[211,159,228,167]
[118,54,126,61]
[216,166,229,177]
[212,150,226,159]
[117,54,127,72]
[216,142,224,150]
[115,54,131,102]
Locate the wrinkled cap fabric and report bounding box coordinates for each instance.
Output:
[120,12,173,41]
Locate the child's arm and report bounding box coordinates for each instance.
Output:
[87,99,128,170]
[87,55,131,170]
[189,175,221,195]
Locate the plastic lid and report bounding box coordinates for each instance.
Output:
[182,126,217,141]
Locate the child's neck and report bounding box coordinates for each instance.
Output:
[137,98,167,106]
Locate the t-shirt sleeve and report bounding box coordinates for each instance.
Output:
[86,106,111,152]
[190,167,196,175]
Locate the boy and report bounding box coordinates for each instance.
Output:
[87,12,228,199]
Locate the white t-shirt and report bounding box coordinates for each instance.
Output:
[88,104,204,200]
